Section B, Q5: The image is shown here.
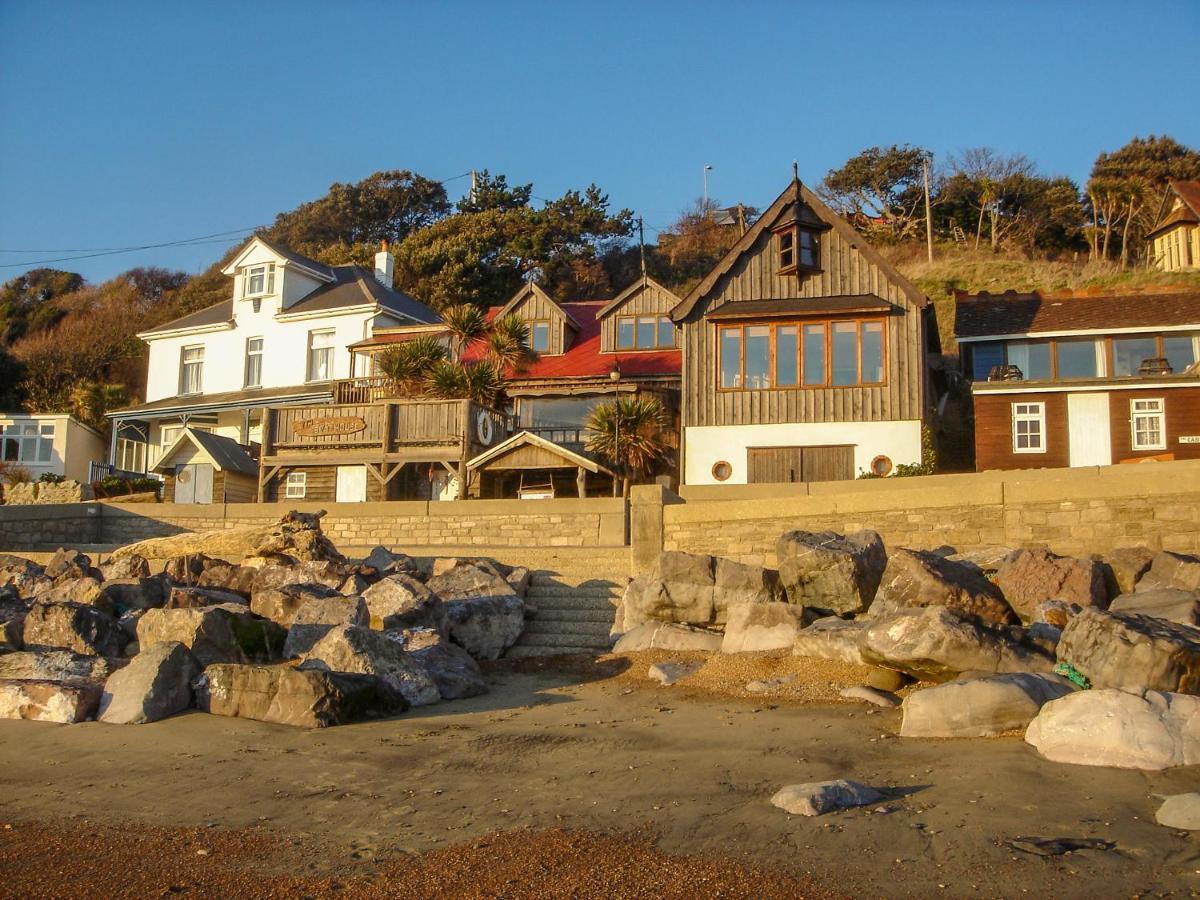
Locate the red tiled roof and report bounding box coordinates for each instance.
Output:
[954,289,1200,339]
[466,301,681,381]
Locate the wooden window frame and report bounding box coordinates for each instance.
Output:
[775,225,821,275]
[1011,401,1047,454]
[714,317,887,392]
[616,314,676,351]
[1130,398,1166,451]
[528,320,552,353]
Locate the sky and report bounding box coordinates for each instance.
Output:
[1,0,1198,283]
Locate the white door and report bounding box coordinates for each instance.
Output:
[1067,393,1112,467]
[335,465,368,502]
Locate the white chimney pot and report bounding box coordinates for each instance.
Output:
[374,248,395,288]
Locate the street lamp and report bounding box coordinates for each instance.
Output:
[609,362,621,497]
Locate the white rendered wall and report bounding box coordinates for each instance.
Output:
[0,414,105,481]
[683,420,923,485]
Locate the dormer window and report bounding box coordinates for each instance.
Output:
[776,226,820,274]
[527,321,551,353]
[243,263,275,298]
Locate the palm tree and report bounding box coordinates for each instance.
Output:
[377,336,448,395]
[440,303,489,361]
[584,395,668,497]
[486,314,535,372]
[69,381,129,431]
[424,359,504,407]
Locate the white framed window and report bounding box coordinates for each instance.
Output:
[285,471,307,499]
[243,263,275,298]
[526,321,551,353]
[307,329,336,382]
[244,337,264,388]
[116,438,147,474]
[1012,402,1046,454]
[1131,398,1166,451]
[179,346,204,395]
[1,422,53,463]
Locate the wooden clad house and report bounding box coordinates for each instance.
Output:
[955,289,1200,470]
[669,175,936,485]
[1149,180,1200,272]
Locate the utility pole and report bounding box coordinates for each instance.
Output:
[737,203,746,235]
[637,215,646,277]
[923,157,934,264]
[703,164,712,209]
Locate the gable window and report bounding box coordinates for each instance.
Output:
[179,346,204,395]
[776,226,820,274]
[778,229,795,270]
[285,471,307,499]
[307,329,335,382]
[617,315,676,350]
[244,337,263,388]
[528,321,551,353]
[243,264,275,298]
[1012,402,1046,453]
[1,422,53,463]
[717,319,886,391]
[1131,399,1166,450]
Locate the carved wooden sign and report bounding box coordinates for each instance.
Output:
[293,415,367,438]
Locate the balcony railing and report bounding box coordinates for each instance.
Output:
[334,376,398,405]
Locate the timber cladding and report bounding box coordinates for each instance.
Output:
[502,284,574,356]
[598,280,680,352]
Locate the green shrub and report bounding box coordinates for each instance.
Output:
[37,472,65,484]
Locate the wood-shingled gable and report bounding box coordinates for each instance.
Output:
[496,283,579,356]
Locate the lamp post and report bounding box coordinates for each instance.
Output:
[609,362,621,497]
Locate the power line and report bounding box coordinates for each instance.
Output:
[0,226,265,255]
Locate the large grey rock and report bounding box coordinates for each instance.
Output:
[282,596,370,659]
[196,563,257,598]
[839,685,901,708]
[713,557,786,614]
[410,642,487,700]
[44,548,97,582]
[195,663,407,727]
[0,679,102,723]
[946,546,1017,575]
[775,530,886,616]
[101,554,151,581]
[871,549,1017,626]
[301,625,440,707]
[165,586,248,610]
[250,583,339,627]
[22,601,124,657]
[33,576,108,611]
[362,574,447,634]
[612,621,723,653]
[444,595,525,661]
[0,555,50,600]
[1138,551,1200,593]
[860,606,1055,682]
[1156,793,1200,830]
[0,649,125,683]
[1025,688,1200,770]
[98,576,169,613]
[900,672,1077,738]
[0,588,26,650]
[995,548,1108,620]
[1109,588,1200,626]
[137,604,286,667]
[770,780,885,816]
[621,552,783,630]
[720,601,806,653]
[98,641,200,724]
[362,546,422,580]
[251,560,349,596]
[427,560,516,603]
[648,660,701,685]
[1102,546,1155,596]
[792,616,869,665]
[1056,608,1200,694]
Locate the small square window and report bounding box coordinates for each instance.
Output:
[1131,399,1166,451]
[1012,402,1046,453]
[285,471,307,499]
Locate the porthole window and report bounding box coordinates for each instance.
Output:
[712,461,732,482]
[870,455,893,477]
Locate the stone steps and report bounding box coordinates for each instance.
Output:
[510,630,612,650]
[507,560,620,657]
[526,593,620,611]
[532,608,614,623]
[522,618,613,638]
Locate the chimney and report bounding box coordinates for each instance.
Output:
[374,239,394,288]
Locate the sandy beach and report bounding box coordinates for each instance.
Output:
[0,653,1195,898]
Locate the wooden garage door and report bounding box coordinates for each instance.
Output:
[747,445,854,484]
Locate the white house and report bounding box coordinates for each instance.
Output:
[106,237,439,475]
[0,413,107,483]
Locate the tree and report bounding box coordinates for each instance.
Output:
[0,268,83,344]
[654,198,756,295]
[819,145,930,240]
[943,148,1037,249]
[584,395,669,497]
[68,381,129,432]
[456,169,532,213]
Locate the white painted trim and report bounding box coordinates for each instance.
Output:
[975,380,1200,395]
[138,322,233,341]
[274,303,379,323]
[957,324,1200,343]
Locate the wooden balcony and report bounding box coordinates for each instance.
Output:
[333,376,398,405]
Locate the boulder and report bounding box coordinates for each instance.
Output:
[250,583,340,627]
[1101,546,1155,596]
[444,595,525,661]
[946,546,1017,575]
[1156,794,1200,830]
[0,554,50,599]
[362,574,447,634]
[410,643,487,700]
[97,641,200,724]
[612,621,723,653]
[505,566,531,599]
[0,588,26,650]
[162,553,219,584]
[899,672,1077,738]
[165,586,248,610]
[839,685,901,708]
[251,560,349,595]
[791,617,869,665]
[22,601,124,657]
[398,627,444,651]
[101,554,151,581]
[867,667,911,692]
[33,576,108,610]
[0,679,102,723]
[44,548,97,582]
[626,552,716,626]
[1109,588,1200,626]
[1138,551,1200,593]
[1056,608,1200,694]
[282,596,370,658]
[0,649,125,683]
[775,530,887,615]
[1025,688,1200,770]
[648,660,701,685]
[196,563,257,598]
[98,576,169,613]
[712,557,786,615]
[111,510,345,566]
[362,546,422,580]
[770,780,885,817]
[871,549,1017,626]
[195,663,406,727]
[427,560,517,604]
[137,604,285,667]
[1030,599,1081,628]
[720,601,806,653]
[860,606,1055,682]
[994,548,1108,619]
[300,625,440,707]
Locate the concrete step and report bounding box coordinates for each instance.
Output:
[522,619,613,638]
[525,594,618,611]
[512,631,612,650]
[526,588,622,602]
[529,574,627,590]
[505,645,606,659]
[533,608,615,623]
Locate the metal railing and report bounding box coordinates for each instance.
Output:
[88,461,156,483]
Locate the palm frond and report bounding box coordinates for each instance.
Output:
[486,314,535,371]
[440,303,489,359]
[584,395,668,483]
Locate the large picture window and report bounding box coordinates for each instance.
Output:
[1,422,53,463]
[179,346,204,395]
[307,330,336,382]
[616,315,675,350]
[1011,402,1046,453]
[718,319,886,391]
[1131,398,1166,451]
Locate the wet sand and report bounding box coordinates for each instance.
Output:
[0,655,1196,898]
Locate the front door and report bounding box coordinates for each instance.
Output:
[747,445,854,484]
[1067,393,1112,467]
[174,463,214,504]
[335,465,368,502]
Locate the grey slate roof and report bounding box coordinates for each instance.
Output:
[153,428,259,476]
[109,383,332,419]
[253,237,336,280]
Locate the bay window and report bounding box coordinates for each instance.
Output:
[307,329,336,382]
[717,319,886,390]
[776,226,821,274]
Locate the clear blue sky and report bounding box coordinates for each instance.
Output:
[1,0,1197,283]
